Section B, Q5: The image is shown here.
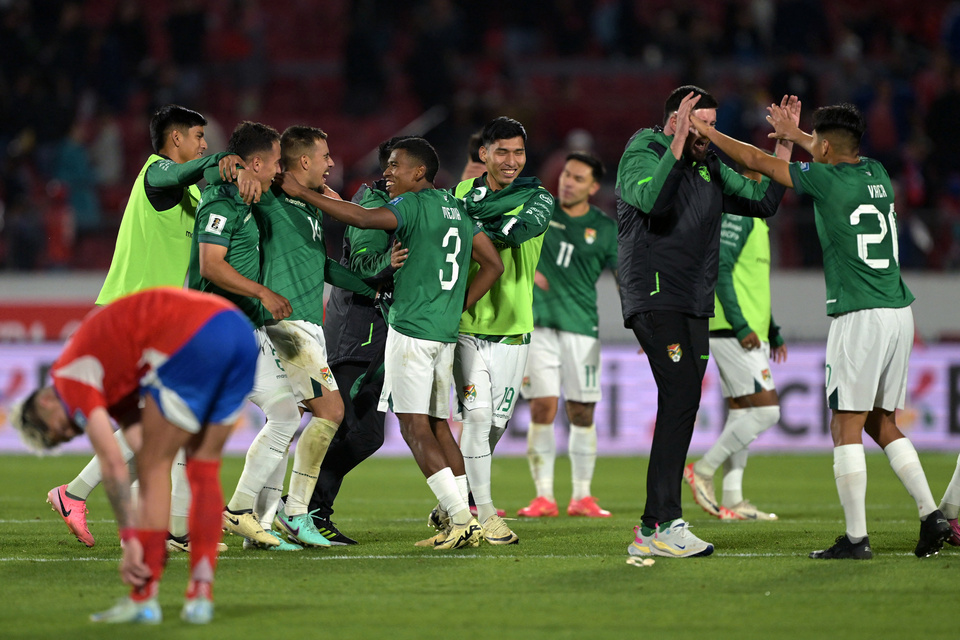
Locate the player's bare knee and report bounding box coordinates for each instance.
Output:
[565,401,595,427]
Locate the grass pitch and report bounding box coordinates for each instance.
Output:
[0,452,957,640]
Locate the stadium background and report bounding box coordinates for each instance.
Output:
[1,0,959,453]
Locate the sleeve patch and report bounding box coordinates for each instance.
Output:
[388,196,404,205]
[205,214,228,235]
[799,162,810,172]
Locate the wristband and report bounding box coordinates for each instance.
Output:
[119,527,136,542]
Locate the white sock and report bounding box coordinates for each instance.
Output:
[569,424,597,501]
[461,409,496,523]
[455,474,469,505]
[722,448,749,507]
[939,452,960,520]
[427,467,470,525]
[286,417,340,516]
[697,406,779,476]
[66,430,136,499]
[834,444,868,541]
[168,449,190,537]
[256,447,290,530]
[526,422,556,501]
[884,437,937,519]
[228,391,301,513]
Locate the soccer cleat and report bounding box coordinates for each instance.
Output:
[810,534,873,559]
[649,519,714,558]
[47,485,95,547]
[167,533,228,553]
[948,518,960,547]
[432,519,482,550]
[915,509,952,558]
[242,529,303,551]
[480,514,519,545]
[720,500,778,521]
[222,509,280,547]
[274,510,332,547]
[311,516,358,545]
[627,525,653,556]
[517,496,559,518]
[181,583,214,624]
[427,505,451,532]
[567,496,611,518]
[415,531,447,547]
[90,597,162,624]
[683,463,720,517]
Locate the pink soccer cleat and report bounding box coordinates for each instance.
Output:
[517,496,559,518]
[567,496,612,518]
[948,518,960,547]
[47,485,95,547]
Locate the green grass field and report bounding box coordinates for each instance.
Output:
[1,452,957,639]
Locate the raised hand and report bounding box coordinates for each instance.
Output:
[670,91,702,160]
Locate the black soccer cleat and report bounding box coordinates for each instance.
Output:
[809,534,873,560]
[310,515,358,545]
[915,509,951,558]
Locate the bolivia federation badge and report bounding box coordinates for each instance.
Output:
[761,368,772,383]
[584,228,597,244]
[320,367,335,386]
[667,343,683,363]
[462,384,477,403]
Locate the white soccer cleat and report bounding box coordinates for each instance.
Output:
[721,500,778,521]
[684,462,720,517]
[90,597,162,624]
[222,509,280,546]
[480,515,519,545]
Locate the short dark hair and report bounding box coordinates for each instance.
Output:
[227,121,281,162]
[481,117,527,149]
[150,104,206,153]
[812,103,865,151]
[663,85,719,123]
[10,389,55,451]
[280,125,327,169]
[391,137,440,183]
[565,151,605,182]
[378,135,414,171]
[466,132,483,163]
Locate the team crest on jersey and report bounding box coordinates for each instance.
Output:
[667,343,682,363]
[320,367,334,386]
[584,228,597,244]
[205,214,227,235]
[462,384,477,403]
[698,165,711,182]
[521,376,531,389]
[762,368,772,382]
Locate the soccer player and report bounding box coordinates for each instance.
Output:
[11,288,259,624]
[48,104,243,550]
[277,137,504,549]
[688,101,952,559]
[188,120,294,549]
[220,126,375,549]
[618,86,787,559]
[449,116,554,545]
[517,152,617,519]
[460,131,486,182]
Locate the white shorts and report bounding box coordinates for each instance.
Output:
[453,334,529,428]
[520,327,602,403]
[709,337,776,399]
[378,327,455,419]
[825,306,913,412]
[265,319,337,404]
[249,326,296,407]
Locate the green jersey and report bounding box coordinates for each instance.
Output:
[188,182,266,326]
[455,177,552,337]
[788,158,914,316]
[97,152,226,305]
[384,189,476,343]
[533,203,617,338]
[710,214,782,346]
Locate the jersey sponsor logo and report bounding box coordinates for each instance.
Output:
[799,162,810,172]
[667,343,683,363]
[389,196,404,205]
[584,228,596,244]
[243,211,253,224]
[283,196,307,209]
[320,367,334,386]
[548,220,566,230]
[538,192,554,204]
[205,214,227,235]
[462,384,477,403]
[698,165,711,182]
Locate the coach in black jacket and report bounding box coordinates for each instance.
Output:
[616,85,788,556]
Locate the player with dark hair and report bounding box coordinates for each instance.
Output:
[278,136,504,549]
[11,288,258,624]
[618,86,788,558]
[688,101,952,559]
[518,151,618,519]
[460,131,486,181]
[47,105,242,551]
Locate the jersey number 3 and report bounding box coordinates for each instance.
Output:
[439,227,462,290]
[851,204,899,269]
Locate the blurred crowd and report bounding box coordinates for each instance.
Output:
[3,0,960,271]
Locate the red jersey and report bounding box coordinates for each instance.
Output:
[51,288,240,430]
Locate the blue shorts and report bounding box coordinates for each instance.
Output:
[142,309,258,433]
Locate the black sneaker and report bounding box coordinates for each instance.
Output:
[311,516,357,545]
[915,509,951,558]
[809,534,873,559]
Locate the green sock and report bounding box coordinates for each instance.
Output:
[640,524,656,536]
[658,519,677,532]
